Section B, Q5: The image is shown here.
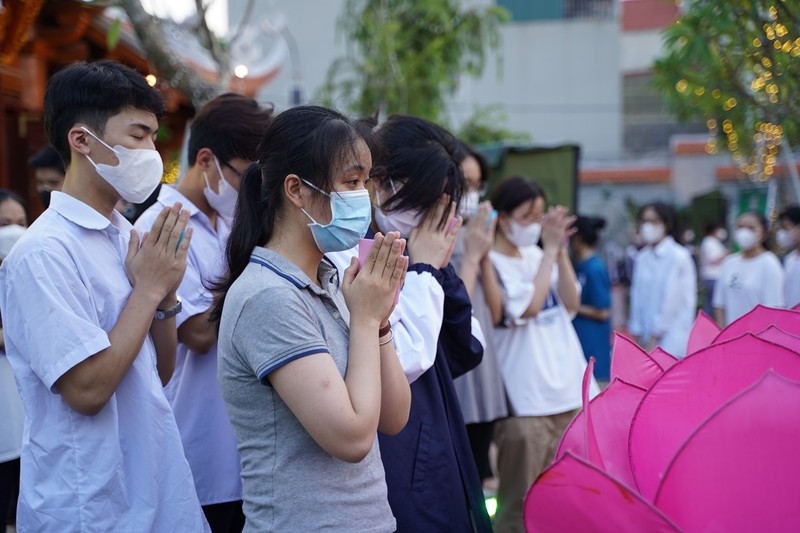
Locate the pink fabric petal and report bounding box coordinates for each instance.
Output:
[556,378,647,488]
[524,453,680,533]
[648,347,679,371]
[629,334,800,501]
[610,333,666,390]
[755,325,800,352]
[713,304,800,343]
[654,372,800,532]
[686,310,721,355]
[581,357,604,469]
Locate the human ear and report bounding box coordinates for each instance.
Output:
[67,126,91,157]
[283,174,306,209]
[195,147,215,172]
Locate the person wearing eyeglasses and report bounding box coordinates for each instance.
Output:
[134,94,273,533]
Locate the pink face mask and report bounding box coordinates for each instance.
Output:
[373,178,423,238]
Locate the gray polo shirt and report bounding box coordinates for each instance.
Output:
[217,247,395,533]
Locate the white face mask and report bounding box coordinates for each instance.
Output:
[505,219,541,248]
[776,228,796,249]
[203,156,239,219]
[640,222,666,245]
[82,127,163,204]
[459,190,481,220]
[733,227,759,251]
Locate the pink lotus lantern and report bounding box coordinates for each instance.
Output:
[525,305,800,532]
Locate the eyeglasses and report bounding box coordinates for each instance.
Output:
[221,160,244,179]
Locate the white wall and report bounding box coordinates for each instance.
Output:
[450,18,622,159]
[620,30,664,73]
[227,0,347,109]
[229,0,623,158]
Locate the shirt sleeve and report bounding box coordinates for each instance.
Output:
[490,254,535,323]
[389,265,445,384]
[654,247,697,336]
[176,251,212,327]
[2,251,111,390]
[762,254,785,308]
[627,252,644,335]
[712,258,730,309]
[231,286,330,383]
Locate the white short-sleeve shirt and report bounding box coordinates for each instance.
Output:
[135,186,242,506]
[0,192,208,532]
[713,251,785,324]
[489,246,598,416]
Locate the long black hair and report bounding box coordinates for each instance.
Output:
[209,105,363,325]
[374,115,467,229]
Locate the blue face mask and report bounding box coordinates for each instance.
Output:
[301,179,372,253]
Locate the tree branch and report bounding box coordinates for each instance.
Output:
[119,0,219,108]
[228,0,256,48]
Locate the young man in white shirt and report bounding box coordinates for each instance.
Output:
[0,60,208,531]
[134,94,273,532]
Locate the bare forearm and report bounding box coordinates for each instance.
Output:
[178,310,217,354]
[343,321,383,432]
[522,250,557,318]
[480,255,504,326]
[577,304,610,321]
[150,292,179,386]
[556,250,580,312]
[458,257,480,300]
[377,337,411,435]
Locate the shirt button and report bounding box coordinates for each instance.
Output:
[332,311,340,319]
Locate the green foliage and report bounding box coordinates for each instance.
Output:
[318,0,509,123]
[107,17,122,51]
[457,104,531,146]
[652,0,800,178]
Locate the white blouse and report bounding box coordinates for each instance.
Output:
[628,236,697,357]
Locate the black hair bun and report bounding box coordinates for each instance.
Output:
[592,217,606,231]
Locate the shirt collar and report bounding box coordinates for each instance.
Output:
[652,235,675,256]
[158,185,229,233]
[49,191,131,235]
[250,247,340,296]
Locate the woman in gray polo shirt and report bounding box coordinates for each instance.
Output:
[210,106,411,532]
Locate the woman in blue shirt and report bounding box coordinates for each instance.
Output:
[570,216,612,381]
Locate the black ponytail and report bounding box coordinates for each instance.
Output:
[208,164,268,325]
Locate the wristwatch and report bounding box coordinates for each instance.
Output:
[154,299,182,320]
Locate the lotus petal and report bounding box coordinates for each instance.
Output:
[581,357,604,469]
[648,347,679,371]
[556,377,647,488]
[755,325,800,352]
[654,372,800,532]
[629,334,800,501]
[686,310,721,354]
[524,453,680,532]
[610,333,668,390]
[713,305,800,344]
